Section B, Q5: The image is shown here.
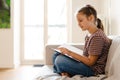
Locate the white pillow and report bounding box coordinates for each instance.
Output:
[108,44,120,77]
[105,36,120,73]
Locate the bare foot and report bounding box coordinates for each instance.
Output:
[61,72,70,77]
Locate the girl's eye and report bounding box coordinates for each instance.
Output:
[79,20,82,22]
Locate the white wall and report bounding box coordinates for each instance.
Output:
[0,0,20,68]
[0,29,14,68]
[110,0,120,35]
[71,0,108,43]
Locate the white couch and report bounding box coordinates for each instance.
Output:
[36,36,120,80]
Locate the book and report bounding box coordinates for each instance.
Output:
[51,44,83,62]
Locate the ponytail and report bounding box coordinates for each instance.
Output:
[97,18,104,31]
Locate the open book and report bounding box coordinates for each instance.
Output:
[51,44,83,62]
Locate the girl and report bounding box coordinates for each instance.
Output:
[52,5,111,77]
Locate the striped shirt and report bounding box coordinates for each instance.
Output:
[83,29,111,75]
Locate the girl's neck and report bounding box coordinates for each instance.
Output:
[88,25,98,34]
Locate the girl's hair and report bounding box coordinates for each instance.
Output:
[78,5,104,31]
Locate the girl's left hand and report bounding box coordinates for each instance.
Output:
[57,47,71,55]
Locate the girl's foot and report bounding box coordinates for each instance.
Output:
[61,72,70,77]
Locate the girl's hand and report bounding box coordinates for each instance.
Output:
[58,47,71,55]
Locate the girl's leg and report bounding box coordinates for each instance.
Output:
[52,51,61,73]
[54,55,95,77]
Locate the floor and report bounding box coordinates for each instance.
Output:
[0,65,43,80]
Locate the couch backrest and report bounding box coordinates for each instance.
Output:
[105,36,120,76]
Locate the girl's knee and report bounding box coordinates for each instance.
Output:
[55,55,67,66]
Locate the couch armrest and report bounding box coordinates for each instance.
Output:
[45,43,84,65]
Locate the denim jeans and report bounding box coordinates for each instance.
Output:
[52,51,95,77]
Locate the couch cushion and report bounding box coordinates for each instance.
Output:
[104,45,120,80]
[110,45,120,76]
[105,36,120,75]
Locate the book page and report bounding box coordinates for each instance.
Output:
[58,44,83,56]
[51,44,83,62]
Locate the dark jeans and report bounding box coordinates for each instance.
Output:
[52,51,95,77]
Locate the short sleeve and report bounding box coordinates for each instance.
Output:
[88,36,104,55]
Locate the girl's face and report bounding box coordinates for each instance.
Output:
[76,13,93,31]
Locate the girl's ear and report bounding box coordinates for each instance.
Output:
[88,15,94,22]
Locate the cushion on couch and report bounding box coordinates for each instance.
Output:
[105,44,120,80]
[105,36,120,77]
